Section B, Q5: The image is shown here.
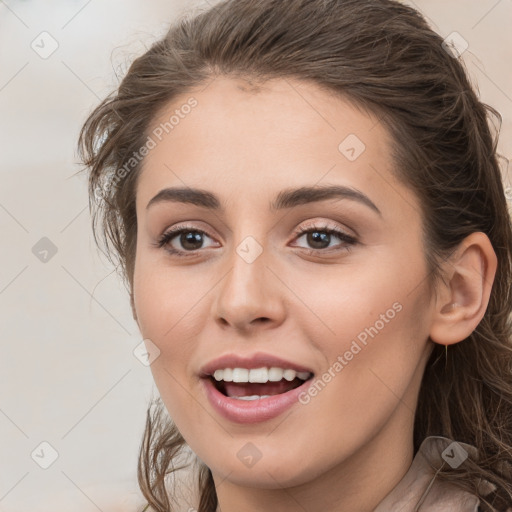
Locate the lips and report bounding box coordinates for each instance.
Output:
[201,374,314,423]
[198,351,315,423]
[199,351,315,377]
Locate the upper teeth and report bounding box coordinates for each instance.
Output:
[212,367,311,383]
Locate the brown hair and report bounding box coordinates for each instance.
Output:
[77,0,512,510]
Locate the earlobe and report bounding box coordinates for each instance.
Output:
[429,232,497,346]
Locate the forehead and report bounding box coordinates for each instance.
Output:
[135,76,403,213]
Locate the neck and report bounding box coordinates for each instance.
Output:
[212,410,415,512]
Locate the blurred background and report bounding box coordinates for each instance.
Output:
[0,0,511,510]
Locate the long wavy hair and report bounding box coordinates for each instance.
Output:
[76,0,512,510]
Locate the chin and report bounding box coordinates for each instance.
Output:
[203,447,324,489]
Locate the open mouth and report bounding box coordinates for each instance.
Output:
[210,374,313,400]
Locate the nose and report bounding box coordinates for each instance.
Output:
[211,239,286,333]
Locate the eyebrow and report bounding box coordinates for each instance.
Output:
[146,185,381,216]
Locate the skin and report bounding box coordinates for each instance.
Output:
[131,76,496,511]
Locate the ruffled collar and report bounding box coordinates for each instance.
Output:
[374,435,494,511]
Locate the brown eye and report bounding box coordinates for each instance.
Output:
[156,225,218,257]
[293,224,357,253]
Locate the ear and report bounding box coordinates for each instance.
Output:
[429,232,497,346]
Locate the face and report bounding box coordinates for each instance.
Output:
[132,76,436,490]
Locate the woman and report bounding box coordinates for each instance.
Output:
[77,0,512,510]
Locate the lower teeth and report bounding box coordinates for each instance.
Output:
[232,395,271,400]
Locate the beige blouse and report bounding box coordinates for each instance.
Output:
[375,435,507,512]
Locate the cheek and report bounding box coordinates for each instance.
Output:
[133,246,209,340]
[292,252,425,352]
[294,248,431,415]
[133,263,207,431]
[302,279,430,428]
[132,256,204,392]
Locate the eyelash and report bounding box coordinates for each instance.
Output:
[155,222,357,258]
